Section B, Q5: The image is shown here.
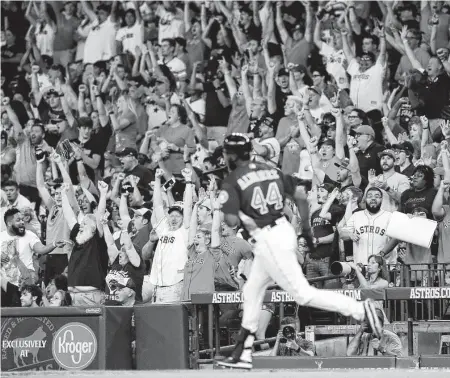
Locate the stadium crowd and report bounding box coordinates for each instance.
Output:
[1,0,450,331]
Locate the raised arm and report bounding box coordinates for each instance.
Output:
[333,108,346,160]
[275,2,290,45]
[36,159,54,209]
[376,25,387,66]
[347,137,362,188]
[182,168,194,229]
[96,181,109,237]
[40,1,56,31]
[211,198,221,248]
[61,184,77,230]
[80,0,97,23]
[120,230,141,268]
[240,65,252,116]
[400,26,424,71]
[188,202,199,246]
[303,1,313,42]
[267,64,277,114]
[153,168,166,224]
[201,17,214,49]
[102,220,120,264]
[341,27,354,62]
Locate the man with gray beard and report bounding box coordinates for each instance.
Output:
[61,182,108,306]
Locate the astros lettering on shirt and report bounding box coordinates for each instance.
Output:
[342,209,392,265]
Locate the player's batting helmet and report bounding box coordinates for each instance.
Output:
[223,133,251,160]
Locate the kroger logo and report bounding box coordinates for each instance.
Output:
[52,323,97,370]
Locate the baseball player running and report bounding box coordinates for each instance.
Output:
[216,133,383,370]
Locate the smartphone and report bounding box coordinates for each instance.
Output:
[280,338,287,344]
[163,177,176,192]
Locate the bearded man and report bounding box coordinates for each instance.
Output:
[1,208,65,306]
[340,187,392,265]
[61,184,108,306]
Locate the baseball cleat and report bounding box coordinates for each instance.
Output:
[216,356,252,370]
[363,298,383,339]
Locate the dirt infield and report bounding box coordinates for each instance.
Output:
[3,370,450,378]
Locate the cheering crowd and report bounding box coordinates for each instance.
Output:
[1,0,450,319]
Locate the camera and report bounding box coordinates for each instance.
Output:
[280,325,296,344]
[121,183,134,194]
[35,146,48,161]
[331,261,366,282]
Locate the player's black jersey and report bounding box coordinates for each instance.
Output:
[219,161,297,229]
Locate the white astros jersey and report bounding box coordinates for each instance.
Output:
[341,209,392,265]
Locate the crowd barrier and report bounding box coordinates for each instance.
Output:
[190,287,450,367]
[1,307,132,372]
[2,287,449,371]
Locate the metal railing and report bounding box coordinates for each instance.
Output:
[188,287,450,367]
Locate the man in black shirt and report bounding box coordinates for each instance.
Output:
[116,147,154,196]
[61,184,108,306]
[307,184,344,288]
[355,125,385,179]
[69,117,102,185]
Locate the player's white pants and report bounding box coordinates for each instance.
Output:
[241,218,365,333]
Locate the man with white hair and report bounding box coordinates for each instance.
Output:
[61,182,109,306]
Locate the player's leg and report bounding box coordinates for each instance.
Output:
[260,221,382,337]
[217,255,272,369]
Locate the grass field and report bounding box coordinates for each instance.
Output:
[3,370,450,378]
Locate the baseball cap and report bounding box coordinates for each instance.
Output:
[290,64,307,74]
[78,116,93,128]
[49,115,66,124]
[116,147,138,158]
[277,68,289,77]
[132,208,151,217]
[334,158,350,170]
[199,198,212,211]
[355,125,375,138]
[308,86,321,95]
[378,149,395,159]
[393,141,414,156]
[319,138,335,148]
[168,202,184,215]
[318,183,335,194]
[47,88,60,97]
[110,276,136,291]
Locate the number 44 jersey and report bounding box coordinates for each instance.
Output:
[219,161,298,229]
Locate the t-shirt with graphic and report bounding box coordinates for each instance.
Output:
[320,43,349,89]
[181,245,221,301]
[69,137,103,185]
[116,21,144,56]
[149,218,188,286]
[310,204,344,259]
[105,260,146,302]
[347,58,384,112]
[400,187,438,219]
[0,231,40,286]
